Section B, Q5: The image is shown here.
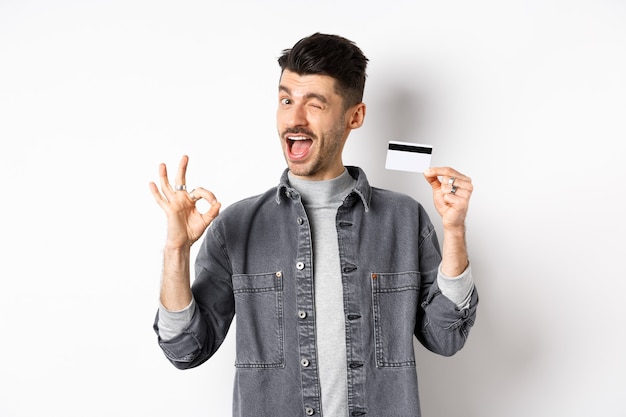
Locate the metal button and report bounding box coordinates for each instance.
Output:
[301,358,310,367]
[296,262,305,270]
[298,311,307,319]
[305,407,315,415]
[297,217,304,225]
[275,271,282,278]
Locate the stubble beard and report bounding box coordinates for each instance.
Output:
[282,115,347,179]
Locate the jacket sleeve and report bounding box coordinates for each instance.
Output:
[413,209,479,357]
[153,221,235,369]
[417,280,478,356]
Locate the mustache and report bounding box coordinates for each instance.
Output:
[282,127,316,139]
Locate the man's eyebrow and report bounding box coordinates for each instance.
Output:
[306,92,328,103]
[278,85,328,103]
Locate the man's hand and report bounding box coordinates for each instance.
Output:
[424,167,472,231]
[424,167,473,276]
[149,155,221,250]
[149,155,221,310]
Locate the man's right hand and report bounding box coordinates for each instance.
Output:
[149,155,221,310]
[149,155,221,250]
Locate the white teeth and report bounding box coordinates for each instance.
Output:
[288,136,308,141]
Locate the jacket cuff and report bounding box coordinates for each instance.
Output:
[153,301,207,365]
[437,263,474,309]
[157,297,196,341]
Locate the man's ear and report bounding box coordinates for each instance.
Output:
[348,103,366,129]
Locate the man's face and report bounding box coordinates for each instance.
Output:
[277,70,363,181]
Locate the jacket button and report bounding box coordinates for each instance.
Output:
[305,407,315,415]
[296,262,305,270]
[297,217,304,225]
[298,311,307,319]
[301,358,310,367]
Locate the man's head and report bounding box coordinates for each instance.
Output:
[278,33,368,110]
[276,33,369,181]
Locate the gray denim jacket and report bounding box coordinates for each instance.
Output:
[154,166,478,417]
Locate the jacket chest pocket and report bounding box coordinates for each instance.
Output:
[371,271,420,368]
[232,271,285,368]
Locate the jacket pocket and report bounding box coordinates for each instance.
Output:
[371,271,420,367]
[232,271,285,368]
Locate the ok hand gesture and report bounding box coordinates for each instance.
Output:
[149,155,221,250]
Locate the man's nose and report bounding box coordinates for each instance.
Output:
[286,104,307,127]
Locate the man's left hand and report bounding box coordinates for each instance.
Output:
[424,167,473,231]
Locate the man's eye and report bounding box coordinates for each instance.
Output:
[280,98,291,105]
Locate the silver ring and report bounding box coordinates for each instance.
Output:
[448,177,456,186]
[175,184,186,191]
[450,185,458,195]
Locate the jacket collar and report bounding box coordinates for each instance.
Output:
[275,166,371,212]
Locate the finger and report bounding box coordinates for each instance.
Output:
[453,178,473,195]
[158,162,175,196]
[423,169,442,190]
[444,186,469,199]
[426,168,473,196]
[202,201,221,224]
[444,180,473,198]
[426,167,471,183]
[148,182,167,210]
[188,187,218,205]
[445,175,459,187]
[148,181,167,206]
[175,155,189,190]
[442,193,470,218]
[190,187,221,224]
[188,190,200,202]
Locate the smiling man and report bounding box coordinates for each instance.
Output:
[278,68,365,180]
[150,33,478,417]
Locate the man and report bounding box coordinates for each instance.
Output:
[150,33,478,417]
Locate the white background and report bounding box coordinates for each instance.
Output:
[1,0,625,416]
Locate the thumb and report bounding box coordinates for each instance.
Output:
[202,201,221,225]
[423,169,441,189]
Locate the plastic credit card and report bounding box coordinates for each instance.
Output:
[385,141,433,173]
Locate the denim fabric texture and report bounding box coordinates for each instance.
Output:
[154,166,478,417]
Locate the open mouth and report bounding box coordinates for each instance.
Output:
[287,135,313,158]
